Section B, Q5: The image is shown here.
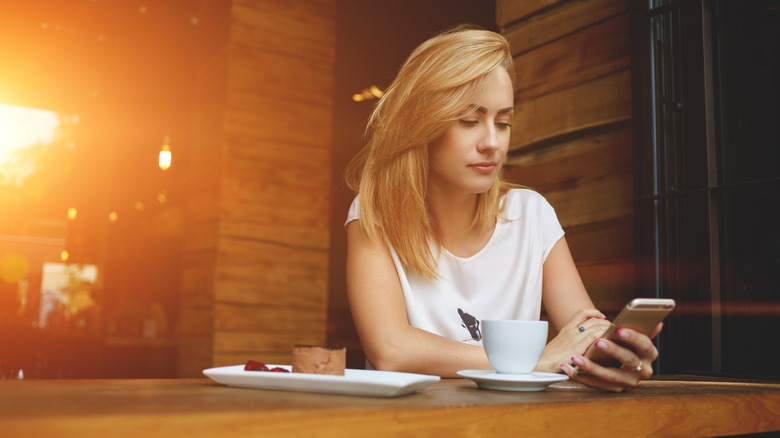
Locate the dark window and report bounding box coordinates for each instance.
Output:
[632,0,780,379]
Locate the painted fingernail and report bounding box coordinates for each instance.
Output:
[601,313,607,319]
[596,339,608,350]
[618,329,629,339]
[571,356,585,366]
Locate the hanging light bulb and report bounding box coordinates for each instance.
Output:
[159,135,172,170]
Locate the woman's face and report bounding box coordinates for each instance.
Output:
[428,67,514,197]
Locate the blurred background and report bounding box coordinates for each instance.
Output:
[0,0,199,378]
[0,0,497,378]
[1,0,778,381]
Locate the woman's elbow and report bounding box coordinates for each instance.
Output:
[362,341,411,373]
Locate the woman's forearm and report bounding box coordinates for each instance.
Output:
[362,325,492,377]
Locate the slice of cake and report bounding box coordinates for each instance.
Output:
[292,345,346,375]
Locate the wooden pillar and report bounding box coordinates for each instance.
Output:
[497,0,634,316]
[179,0,335,377]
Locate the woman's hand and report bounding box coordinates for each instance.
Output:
[560,323,664,392]
[534,308,611,373]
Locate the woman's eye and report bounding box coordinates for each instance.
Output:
[496,122,512,130]
[459,119,479,126]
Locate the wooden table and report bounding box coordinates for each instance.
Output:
[2,376,779,437]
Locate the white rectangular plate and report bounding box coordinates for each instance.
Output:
[203,365,440,398]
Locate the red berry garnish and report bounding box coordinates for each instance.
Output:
[244,360,269,371]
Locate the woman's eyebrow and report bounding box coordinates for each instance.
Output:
[469,105,515,114]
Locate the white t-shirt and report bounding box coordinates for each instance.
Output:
[345,189,564,346]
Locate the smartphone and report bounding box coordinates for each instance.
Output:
[581,298,676,370]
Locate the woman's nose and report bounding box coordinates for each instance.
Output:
[477,125,499,153]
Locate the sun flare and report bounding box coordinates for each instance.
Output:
[0,103,60,166]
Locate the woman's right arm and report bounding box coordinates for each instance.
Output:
[345,220,491,377]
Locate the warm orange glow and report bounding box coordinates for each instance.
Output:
[67,207,78,220]
[60,250,69,261]
[108,212,118,222]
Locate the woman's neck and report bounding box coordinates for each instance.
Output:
[428,187,493,258]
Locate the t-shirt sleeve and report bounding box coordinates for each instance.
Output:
[537,193,565,262]
[344,195,360,227]
[505,189,565,262]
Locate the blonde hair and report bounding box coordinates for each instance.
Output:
[346,26,516,279]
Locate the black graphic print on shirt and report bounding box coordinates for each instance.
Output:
[458,308,482,341]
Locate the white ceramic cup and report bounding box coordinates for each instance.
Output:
[482,319,548,374]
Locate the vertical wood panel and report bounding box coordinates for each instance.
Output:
[502,0,627,54]
[496,0,566,27]
[499,0,632,314]
[513,12,630,101]
[179,0,335,376]
[565,217,634,263]
[504,123,631,193]
[512,67,631,150]
[215,237,328,309]
[232,0,335,62]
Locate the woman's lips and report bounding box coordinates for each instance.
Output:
[470,162,496,174]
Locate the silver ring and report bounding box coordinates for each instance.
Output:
[635,362,642,372]
[578,325,585,333]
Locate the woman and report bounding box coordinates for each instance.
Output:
[344,26,661,392]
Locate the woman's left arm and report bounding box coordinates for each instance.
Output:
[540,237,662,392]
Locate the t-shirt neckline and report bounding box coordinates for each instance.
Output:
[441,220,502,263]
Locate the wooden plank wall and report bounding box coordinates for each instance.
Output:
[179,0,335,377]
[497,0,634,320]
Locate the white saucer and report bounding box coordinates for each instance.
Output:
[457,370,568,392]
